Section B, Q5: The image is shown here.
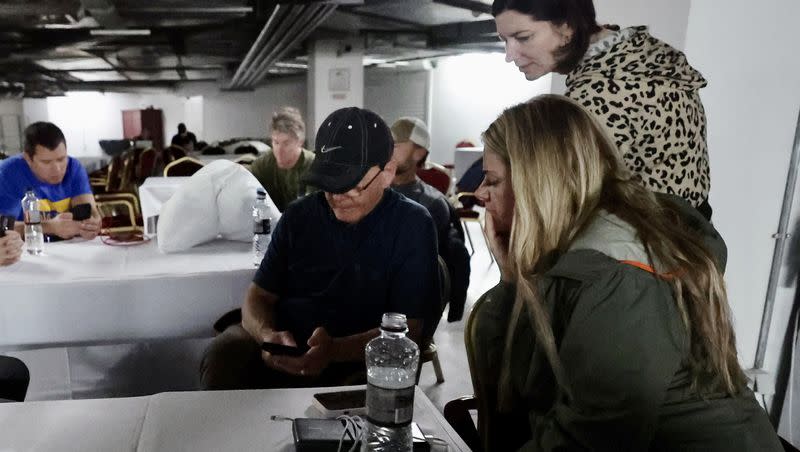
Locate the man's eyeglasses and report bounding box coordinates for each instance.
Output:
[348,168,382,196]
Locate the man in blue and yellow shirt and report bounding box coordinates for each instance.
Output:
[0,122,101,240]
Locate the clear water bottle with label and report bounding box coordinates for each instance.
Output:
[252,188,271,266]
[21,188,44,255]
[362,313,419,452]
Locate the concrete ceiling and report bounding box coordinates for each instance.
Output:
[0,0,500,98]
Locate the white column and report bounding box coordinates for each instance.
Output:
[306,38,364,147]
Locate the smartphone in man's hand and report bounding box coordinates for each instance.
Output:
[261,341,309,357]
[70,204,92,221]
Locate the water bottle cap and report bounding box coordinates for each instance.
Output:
[380,313,408,332]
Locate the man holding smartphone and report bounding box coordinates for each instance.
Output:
[0,122,101,241]
[201,107,440,390]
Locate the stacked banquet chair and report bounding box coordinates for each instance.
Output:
[163,156,204,177]
[88,145,168,235]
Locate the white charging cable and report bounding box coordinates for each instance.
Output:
[336,415,365,452]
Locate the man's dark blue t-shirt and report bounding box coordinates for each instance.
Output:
[253,189,440,345]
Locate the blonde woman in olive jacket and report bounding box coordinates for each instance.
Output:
[470,95,780,451]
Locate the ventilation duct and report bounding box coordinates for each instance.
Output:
[226,3,337,90]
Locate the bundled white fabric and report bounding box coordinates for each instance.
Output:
[157,160,280,253]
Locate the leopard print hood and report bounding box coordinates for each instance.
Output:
[564,26,711,208]
[568,26,707,90]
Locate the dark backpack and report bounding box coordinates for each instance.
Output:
[440,203,471,322]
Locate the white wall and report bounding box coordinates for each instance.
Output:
[0,99,24,153]
[42,91,187,157]
[365,69,429,127]
[183,95,204,142]
[429,53,551,165]
[195,77,307,144]
[22,98,48,126]
[594,0,690,50]
[0,99,22,116]
[684,0,800,417]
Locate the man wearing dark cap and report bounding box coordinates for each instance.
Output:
[201,107,440,389]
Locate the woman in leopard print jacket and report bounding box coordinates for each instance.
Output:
[493,0,713,219]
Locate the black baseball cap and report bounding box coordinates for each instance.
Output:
[303,107,393,194]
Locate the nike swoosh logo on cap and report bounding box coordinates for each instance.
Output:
[321,145,342,153]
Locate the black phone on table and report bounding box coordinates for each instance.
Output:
[312,389,367,417]
[261,341,309,357]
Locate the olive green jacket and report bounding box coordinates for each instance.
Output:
[249,148,315,212]
[472,197,781,451]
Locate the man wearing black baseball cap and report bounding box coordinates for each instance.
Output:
[201,107,440,389]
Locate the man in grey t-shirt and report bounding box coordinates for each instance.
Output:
[389,117,450,236]
[390,117,470,322]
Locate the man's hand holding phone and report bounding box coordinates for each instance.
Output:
[46,212,81,239]
[262,327,333,377]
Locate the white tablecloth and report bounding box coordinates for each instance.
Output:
[0,236,255,348]
[0,387,469,451]
[138,176,191,236]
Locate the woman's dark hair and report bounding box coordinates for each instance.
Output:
[23,121,66,157]
[492,0,601,73]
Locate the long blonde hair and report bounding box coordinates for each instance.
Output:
[482,95,745,410]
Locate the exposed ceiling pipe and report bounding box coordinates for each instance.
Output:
[227,4,282,87]
[240,5,336,86]
[238,5,334,87]
[226,3,337,90]
[232,6,308,87]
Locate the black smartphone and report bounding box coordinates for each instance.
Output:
[0,215,14,238]
[71,203,92,221]
[312,389,366,416]
[261,341,308,357]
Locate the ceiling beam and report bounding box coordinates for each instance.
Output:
[116,7,254,15]
[428,18,497,47]
[0,4,77,15]
[432,0,492,15]
[42,66,222,73]
[337,8,425,28]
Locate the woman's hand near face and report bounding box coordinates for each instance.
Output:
[484,211,515,283]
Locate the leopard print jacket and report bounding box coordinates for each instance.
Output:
[565,26,709,207]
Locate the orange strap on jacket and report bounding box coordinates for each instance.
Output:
[619,260,656,274]
[619,260,675,280]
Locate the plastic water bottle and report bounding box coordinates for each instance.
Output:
[362,313,420,451]
[252,188,271,266]
[21,188,44,255]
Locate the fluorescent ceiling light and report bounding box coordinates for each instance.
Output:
[275,62,308,69]
[363,57,387,66]
[90,29,151,36]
